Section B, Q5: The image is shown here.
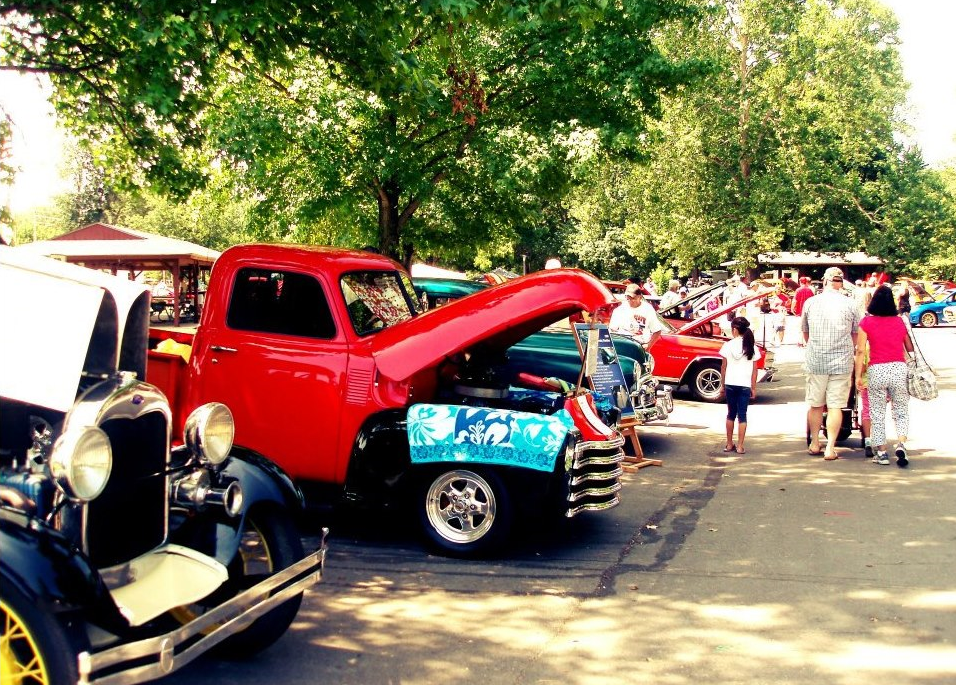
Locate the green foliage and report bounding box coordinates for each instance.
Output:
[3,0,705,264]
[0,114,13,233]
[566,0,953,281]
[649,262,673,296]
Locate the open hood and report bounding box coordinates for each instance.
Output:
[0,246,150,411]
[675,288,774,335]
[372,269,614,382]
[657,281,724,318]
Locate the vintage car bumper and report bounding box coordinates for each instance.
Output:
[629,376,673,424]
[78,531,328,685]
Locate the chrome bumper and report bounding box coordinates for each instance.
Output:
[78,530,328,685]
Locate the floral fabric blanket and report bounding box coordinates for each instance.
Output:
[407,404,574,472]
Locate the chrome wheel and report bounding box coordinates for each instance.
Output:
[691,363,723,402]
[919,311,937,327]
[425,469,497,544]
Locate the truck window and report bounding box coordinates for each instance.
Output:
[341,271,416,336]
[227,268,336,338]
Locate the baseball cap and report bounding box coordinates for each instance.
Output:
[799,276,811,284]
[624,283,642,298]
[823,267,844,282]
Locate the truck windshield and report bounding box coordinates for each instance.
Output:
[341,271,418,336]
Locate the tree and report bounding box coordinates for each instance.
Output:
[2,1,704,265]
[583,0,917,275]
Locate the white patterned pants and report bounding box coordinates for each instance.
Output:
[866,361,909,448]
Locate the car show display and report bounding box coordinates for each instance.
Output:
[148,245,626,557]
[0,247,327,685]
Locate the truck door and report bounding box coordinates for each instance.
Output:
[195,267,346,483]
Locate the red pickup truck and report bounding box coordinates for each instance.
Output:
[148,244,625,556]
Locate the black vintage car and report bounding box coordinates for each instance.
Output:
[0,247,326,685]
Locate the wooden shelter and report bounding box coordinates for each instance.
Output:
[16,223,220,325]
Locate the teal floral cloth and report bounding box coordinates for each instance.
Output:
[407,404,574,472]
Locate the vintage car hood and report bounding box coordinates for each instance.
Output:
[675,288,773,335]
[371,269,614,381]
[657,281,724,318]
[0,246,150,411]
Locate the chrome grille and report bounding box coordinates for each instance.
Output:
[59,376,172,568]
[565,433,625,517]
[86,411,169,567]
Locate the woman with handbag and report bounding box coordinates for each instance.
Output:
[854,285,915,467]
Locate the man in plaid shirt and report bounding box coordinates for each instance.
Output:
[801,267,860,460]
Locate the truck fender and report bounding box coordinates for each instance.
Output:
[0,513,128,633]
[406,404,575,473]
[170,446,305,567]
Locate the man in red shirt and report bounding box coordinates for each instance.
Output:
[792,276,814,316]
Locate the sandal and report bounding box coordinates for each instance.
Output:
[722,445,736,453]
[736,447,746,454]
[807,448,824,456]
[823,453,838,461]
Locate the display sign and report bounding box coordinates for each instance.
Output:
[572,323,635,417]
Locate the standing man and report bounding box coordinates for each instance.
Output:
[801,267,860,460]
[659,279,683,310]
[609,284,664,349]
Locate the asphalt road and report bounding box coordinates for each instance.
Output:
[161,322,955,685]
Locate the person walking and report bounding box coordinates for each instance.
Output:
[854,285,914,466]
[801,267,860,460]
[719,317,757,454]
[897,286,912,319]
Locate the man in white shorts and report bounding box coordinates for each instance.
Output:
[800,267,860,460]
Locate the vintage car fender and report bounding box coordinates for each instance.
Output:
[406,403,577,472]
[169,445,305,566]
[0,509,128,633]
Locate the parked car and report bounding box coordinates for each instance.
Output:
[909,288,956,327]
[943,305,956,324]
[0,247,326,685]
[646,289,777,401]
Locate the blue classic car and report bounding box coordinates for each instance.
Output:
[909,288,956,327]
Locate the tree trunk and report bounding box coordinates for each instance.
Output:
[377,180,402,261]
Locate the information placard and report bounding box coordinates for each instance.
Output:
[572,323,635,417]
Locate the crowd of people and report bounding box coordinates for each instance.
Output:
[621,267,923,467]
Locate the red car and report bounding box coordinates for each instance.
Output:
[644,289,777,401]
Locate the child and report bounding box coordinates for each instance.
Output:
[719,317,758,454]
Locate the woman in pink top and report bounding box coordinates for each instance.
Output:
[854,285,915,466]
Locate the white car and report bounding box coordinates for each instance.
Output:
[943,305,956,324]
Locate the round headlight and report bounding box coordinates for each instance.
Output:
[50,426,113,501]
[184,403,235,466]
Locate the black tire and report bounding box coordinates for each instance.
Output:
[919,311,937,328]
[418,467,513,558]
[689,361,723,402]
[1,585,80,685]
[169,507,305,658]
